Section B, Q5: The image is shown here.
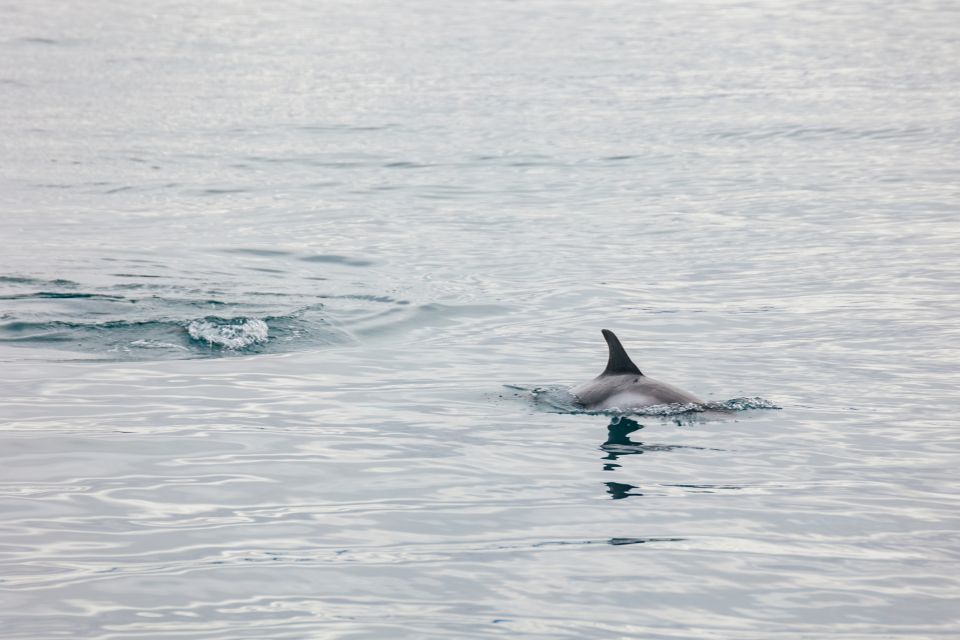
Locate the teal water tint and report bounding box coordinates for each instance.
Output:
[2,1,960,638]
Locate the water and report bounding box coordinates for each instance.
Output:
[2,1,959,637]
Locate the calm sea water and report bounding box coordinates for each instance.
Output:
[2,1,959,638]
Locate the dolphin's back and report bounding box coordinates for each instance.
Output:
[571,329,704,411]
[572,373,703,411]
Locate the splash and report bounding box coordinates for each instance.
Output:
[186,317,269,350]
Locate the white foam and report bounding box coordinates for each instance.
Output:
[186,318,269,349]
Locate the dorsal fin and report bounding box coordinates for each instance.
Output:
[601,329,642,376]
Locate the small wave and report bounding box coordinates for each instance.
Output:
[716,397,780,411]
[0,292,125,301]
[510,384,779,417]
[0,276,78,288]
[0,273,378,361]
[129,339,190,351]
[186,317,269,350]
[707,125,930,143]
[300,254,374,267]
[18,36,62,45]
[0,309,344,361]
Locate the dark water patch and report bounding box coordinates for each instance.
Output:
[0,276,78,288]
[609,537,682,546]
[415,184,480,200]
[109,282,191,292]
[469,153,555,165]
[245,267,286,274]
[223,248,294,258]
[111,273,164,278]
[507,160,557,167]
[199,188,250,195]
[0,319,183,345]
[295,123,398,133]
[526,537,684,549]
[301,255,374,267]
[152,297,230,308]
[242,290,297,297]
[17,37,61,45]
[2,286,237,321]
[384,161,430,169]
[0,292,126,301]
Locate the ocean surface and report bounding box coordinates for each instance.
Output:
[2,1,959,638]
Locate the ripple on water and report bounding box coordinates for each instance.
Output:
[0,310,347,360]
[2,0,959,637]
[0,253,410,360]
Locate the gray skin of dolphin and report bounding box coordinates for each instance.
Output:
[571,329,704,411]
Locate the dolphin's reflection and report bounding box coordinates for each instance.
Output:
[600,417,722,499]
[601,418,645,498]
[601,417,646,471]
[605,481,642,499]
[601,416,716,470]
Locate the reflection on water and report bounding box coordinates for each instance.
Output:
[530,537,685,548]
[600,417,730,498]
[600,417,717,468]
[601,417,645,471]
[602,419,646,497]
[605,481,642,500]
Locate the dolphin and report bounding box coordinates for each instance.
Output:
[571,329,705,411]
